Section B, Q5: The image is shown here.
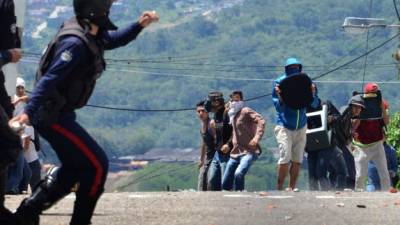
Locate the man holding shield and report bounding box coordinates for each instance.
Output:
[272,57,320,191]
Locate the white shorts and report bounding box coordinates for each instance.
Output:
[274,125,307,164]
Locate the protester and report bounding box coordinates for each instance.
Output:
[272,57,320,190]
[206,91,233,191]
[222,91,265,191]
[306,99,347,190]
[352,83,391,191]
[196,101,216,191]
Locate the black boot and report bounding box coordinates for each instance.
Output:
[0,205,18,225]
[14,167,70,225]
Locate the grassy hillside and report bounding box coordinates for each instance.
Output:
[20,0,400,161]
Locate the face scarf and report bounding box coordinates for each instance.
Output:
[285,67,301,76]
[228,101,245,124]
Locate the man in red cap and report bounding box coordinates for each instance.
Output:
[351,83,391,191]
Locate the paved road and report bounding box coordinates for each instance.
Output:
[5,191,400,225]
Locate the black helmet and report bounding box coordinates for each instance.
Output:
[73,0,118,30]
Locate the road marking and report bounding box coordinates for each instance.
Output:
[224,194,294,199]
[315,195,396,199]
[265,196,294,199]
[129,194,162,198]
[224,194,253,198]
[316,196,336,199]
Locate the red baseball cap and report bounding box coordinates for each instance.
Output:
[364,82,379,93]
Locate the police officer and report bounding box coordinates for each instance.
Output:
[0,0,23,223]
[0,0,20,117]
[9,0,159,224]
[0,49,22,224]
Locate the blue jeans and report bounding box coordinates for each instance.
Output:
[208,151,230,191]
[222,153,258,191]
[6,152,25,194]
[19,158,32,193]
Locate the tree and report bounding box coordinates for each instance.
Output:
[386,112,400,188]
[386,112,400,157]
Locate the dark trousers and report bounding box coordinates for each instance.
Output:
[318,146,347,190]
[307,151,319,191]
[307,146,347,190]
[36,113,109,225]
[0,167,7,206]
[340,145,356,189]
[28,160,42,192]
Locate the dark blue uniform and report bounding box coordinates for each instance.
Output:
[22,21,143,225]
[0,1,21,223]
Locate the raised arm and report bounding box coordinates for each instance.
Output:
[103,11,159,50]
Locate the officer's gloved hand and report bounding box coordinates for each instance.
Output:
[138,11,159,27]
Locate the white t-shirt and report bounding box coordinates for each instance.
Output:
[21,125,39,163]
[13,94,27,117]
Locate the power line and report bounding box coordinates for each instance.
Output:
[21,32,400,112]
[22,56,398,75]
[24,51,397,69]
[311,32,400,80]
[22,60,397,83]
[86,104,195,112]
[394,0,400,21]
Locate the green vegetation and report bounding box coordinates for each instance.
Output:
[112,154,308,192]
[385,112,400,188]
[20,0,400,190]
[386,112,400,154]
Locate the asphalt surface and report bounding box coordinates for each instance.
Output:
[4,191,400,225]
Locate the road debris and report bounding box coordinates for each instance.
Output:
[336,203,345,207]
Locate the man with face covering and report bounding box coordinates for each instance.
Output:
[9,0,159,224]
[272,58,320,190]
[222,91,265,191]
[206,91,233,191]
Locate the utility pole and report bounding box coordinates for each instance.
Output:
[393,21,400,79]
[394,47,400,79]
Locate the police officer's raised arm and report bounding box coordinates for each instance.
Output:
[102,11,159,50]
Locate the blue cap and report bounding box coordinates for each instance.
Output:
[285,58,302,67]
